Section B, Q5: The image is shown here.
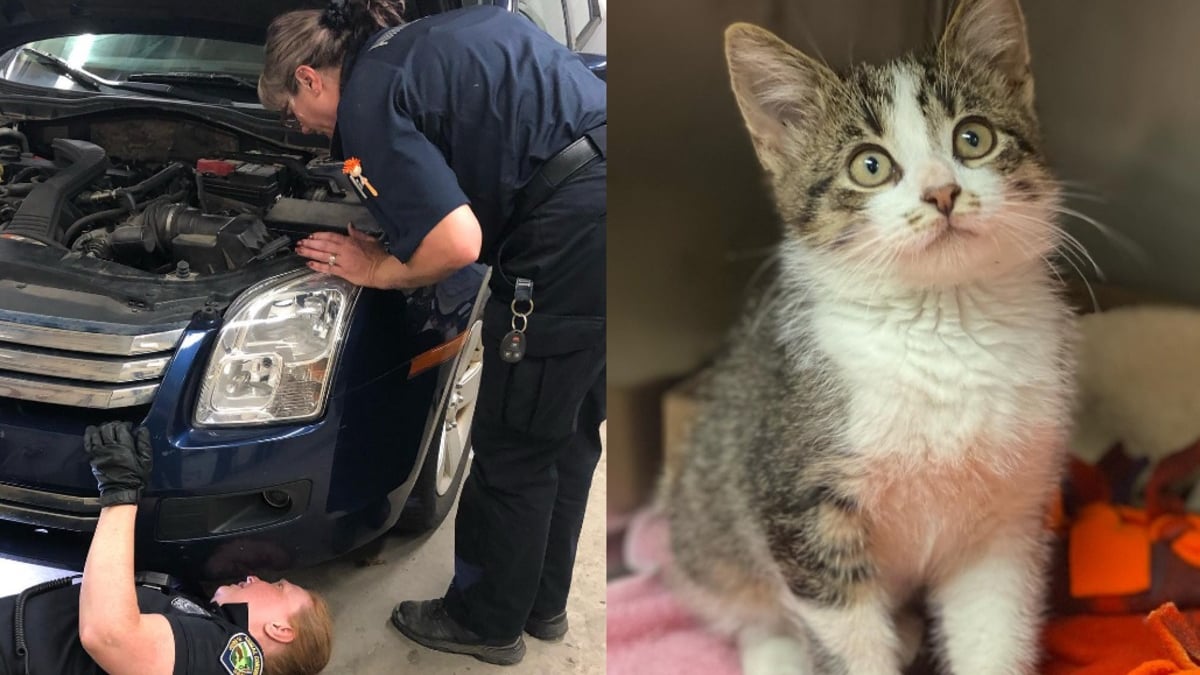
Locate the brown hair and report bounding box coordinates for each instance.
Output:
[258,0,406,111]
[263,591,335,675]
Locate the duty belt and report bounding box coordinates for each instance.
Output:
[512,123,606,225]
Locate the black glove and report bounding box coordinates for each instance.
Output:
[83,421,153,507]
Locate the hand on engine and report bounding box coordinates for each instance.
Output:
[295,223,390,288]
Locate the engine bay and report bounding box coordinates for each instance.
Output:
[0,112,375,278]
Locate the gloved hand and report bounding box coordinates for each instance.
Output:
[83,421,153,507]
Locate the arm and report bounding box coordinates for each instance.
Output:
[296,204,482,290]
[78,504,175,675]
[77,422,176,675]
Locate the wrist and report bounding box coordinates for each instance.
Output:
[99,487,142,507]
[375,255,409,290]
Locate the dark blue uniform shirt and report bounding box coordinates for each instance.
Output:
[333,5,606,263]
[0,582,262,675]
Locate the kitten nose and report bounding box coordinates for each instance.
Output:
[922,183,961,216]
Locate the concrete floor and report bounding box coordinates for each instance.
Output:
[291,448,608,674]
[0,443,607,675]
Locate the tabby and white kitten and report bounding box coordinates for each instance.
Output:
[662,1,1075,673]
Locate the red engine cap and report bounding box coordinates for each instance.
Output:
[196,158,236,177]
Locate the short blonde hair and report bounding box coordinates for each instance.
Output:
[264,591,334,675]
[258,0,406,111]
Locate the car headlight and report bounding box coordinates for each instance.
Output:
[195,271,360,426]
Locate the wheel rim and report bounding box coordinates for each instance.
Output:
[436,321,483,496]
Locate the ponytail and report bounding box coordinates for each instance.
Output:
[258,0,406,111]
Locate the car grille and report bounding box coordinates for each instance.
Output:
[0,318,184,409]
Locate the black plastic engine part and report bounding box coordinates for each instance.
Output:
[224,152,344,199]
[5,161,53,185]
[110,201,287,274]
[2,139,108,246]
[198,160,285,209]
[264,197,382,237]
[0,127,29,154]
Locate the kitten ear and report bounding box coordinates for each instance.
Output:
[725,23,835,169]
[940,0,1034,105]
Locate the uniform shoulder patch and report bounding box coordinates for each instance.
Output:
[220,633,263,675]
[170,595,211,617]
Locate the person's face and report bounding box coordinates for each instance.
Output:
[212,576,313,646]
[284,65,341,137]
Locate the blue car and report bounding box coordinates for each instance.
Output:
[0,0,604,581]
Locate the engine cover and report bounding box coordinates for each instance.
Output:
[3,139,108,246]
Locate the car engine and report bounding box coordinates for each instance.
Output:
[0,117,371,277]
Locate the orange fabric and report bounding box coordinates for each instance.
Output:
[1044,614,1166,675]
[1042,605,1200,675]
[1171,531,1200,569]
[1146,604,1200,667]
[1070,503,1153,598]
[1128,662,1200,675]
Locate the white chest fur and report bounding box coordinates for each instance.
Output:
[806,272,1072,583]
[811,274,1070,465]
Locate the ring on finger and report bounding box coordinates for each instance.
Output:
[329,254,337,266]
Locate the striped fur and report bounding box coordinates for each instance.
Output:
[662,1,1075,674]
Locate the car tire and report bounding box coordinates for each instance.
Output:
[396,319,483,532]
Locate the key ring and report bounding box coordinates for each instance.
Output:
[511,298,534,317]
[511,313,528,333]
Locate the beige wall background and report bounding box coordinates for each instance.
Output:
[607,0,1200,512]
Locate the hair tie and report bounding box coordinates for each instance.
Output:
[320,0,350,31]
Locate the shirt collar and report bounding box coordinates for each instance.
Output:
[213,601,251,629]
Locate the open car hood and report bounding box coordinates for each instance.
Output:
[0,0,328,50]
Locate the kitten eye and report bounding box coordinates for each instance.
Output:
[847,145,895,188]
[953,117,996,160]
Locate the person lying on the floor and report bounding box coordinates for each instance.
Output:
[0,421,334,675]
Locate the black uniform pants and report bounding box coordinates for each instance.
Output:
[443,160,605,639]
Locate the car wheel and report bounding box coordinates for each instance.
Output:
[397,319,483,532]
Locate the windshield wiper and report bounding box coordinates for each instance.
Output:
[18,48,230,104]
[126,72,258,92]
[19,47,104,91]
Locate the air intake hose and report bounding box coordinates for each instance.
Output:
[111,201,282,274]
[3,139,108,246]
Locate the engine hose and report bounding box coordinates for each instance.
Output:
[125,161,185,196]
[8,166,47,185]
[15,574,80,671]
[63,190,138,246]
[0,183,34,198]
[0,127,29,154]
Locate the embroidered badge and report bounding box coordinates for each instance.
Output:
[171,595,211,617]
[220,633,263,675]
[343,157,379,198]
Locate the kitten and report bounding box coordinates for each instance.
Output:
[661,1,1075,674]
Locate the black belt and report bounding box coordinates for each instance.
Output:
[512,123,606,224]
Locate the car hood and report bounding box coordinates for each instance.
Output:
[0,0,326,50]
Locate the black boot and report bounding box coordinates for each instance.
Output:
[390,598,526,666]
[524,610,568,641]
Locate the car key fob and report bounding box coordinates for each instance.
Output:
[501,330,526,363]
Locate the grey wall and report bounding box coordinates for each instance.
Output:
[1023,1,1200,305]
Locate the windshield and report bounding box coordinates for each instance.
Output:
[0,34,264,100]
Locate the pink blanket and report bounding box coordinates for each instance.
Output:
[606,509,741,675]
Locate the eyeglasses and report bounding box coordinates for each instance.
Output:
[280,100,301,131]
